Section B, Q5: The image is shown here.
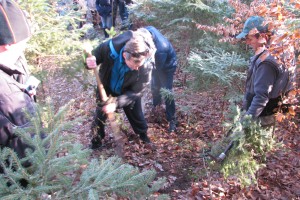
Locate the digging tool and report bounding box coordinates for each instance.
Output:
[207,127,235,162]
[207,140,234,162]
[216,140,234,161]
[83,45,125,158]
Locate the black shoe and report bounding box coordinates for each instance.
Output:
[168,120,177,133]
[90,136,102,149]
[139,133,151,144]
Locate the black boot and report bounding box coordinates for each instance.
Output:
[139,133,151,144]
[168,120,177,133]
[90,136,102,150]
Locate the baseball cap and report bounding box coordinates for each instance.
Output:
[0,0,31,45]
[236,16,266,39]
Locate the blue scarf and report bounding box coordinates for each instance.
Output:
[109,47,131,95]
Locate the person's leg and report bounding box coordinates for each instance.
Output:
[104,15,113,38]
[112,0,118,26]
[100,16,108,38]
[119,0,128,22]
[119,0,130,30]
[91,100,107,149]
[123,98,150,143]
[106,15,113,29]
[151,69,162,107]
[160,70,176,121]
[158,70,177,132]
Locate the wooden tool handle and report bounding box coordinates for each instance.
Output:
[85,51,124,156]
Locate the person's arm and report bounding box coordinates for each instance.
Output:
[116,62,154,108]
[86,41,109,69]
[246,63,278,118]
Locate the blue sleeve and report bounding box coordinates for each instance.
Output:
[246,63,278,118]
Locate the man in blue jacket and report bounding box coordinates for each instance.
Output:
[144,26,178,132]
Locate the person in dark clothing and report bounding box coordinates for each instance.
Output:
[95,0,114,38]
[0,0,40,187]
[112,0,132,30]
[85,29,156,149]
[142,26,178,132]
[236,16,296,127]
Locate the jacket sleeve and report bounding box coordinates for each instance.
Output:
[92,41,111,65]
[246,63,278,118]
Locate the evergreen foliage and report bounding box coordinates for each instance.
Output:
[130,0,214,68]
[209,106,280,186]
[160,88,175,105]
[0,100,168,199]
[187,48,248,90]
[19,0,87,60]
[17,0,100,84]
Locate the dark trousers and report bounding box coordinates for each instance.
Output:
[118,1,128,22]
[112,0,129,26]
[151,69,176,122]
[92,96,148,139]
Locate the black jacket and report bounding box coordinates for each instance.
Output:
[92,31,154,108]
[0,55,35,159]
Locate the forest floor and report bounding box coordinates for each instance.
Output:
[38,28,300,199]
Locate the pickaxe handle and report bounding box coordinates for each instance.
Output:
[85,50,124,157]
[92,68,123,141]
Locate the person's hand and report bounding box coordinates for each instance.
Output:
[102,102,117,114]
[86,56,97,69]
[27,85,37,97]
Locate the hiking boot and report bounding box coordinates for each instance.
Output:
[168,120,177,133]
[90,136,102,150]
[139,133,151,144]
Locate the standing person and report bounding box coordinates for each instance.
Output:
[85,29,156,149]
[143,26,178,133]
[119,0,132,30]
[0,0,40,185]
[95,0,114,38]
[236,16,296,127]
[112,0,132,30]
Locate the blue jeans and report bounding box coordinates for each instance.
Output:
[100,15,113,29]
[151,69,176,122]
